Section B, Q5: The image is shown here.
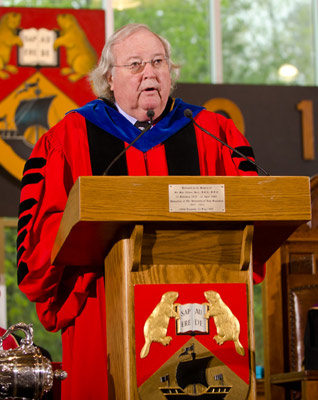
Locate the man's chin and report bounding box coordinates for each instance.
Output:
[137,92,169,119]
[139,97,160,110]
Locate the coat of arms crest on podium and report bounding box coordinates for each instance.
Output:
[134,283,250,400]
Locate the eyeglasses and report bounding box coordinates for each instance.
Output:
[112,56,169,74]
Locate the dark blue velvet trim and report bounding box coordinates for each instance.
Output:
[70,98,204,153]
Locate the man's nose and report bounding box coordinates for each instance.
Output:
[142,60,157,76]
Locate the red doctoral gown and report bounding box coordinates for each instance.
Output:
[17,98,258,399]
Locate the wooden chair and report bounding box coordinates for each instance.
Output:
[263,175,318,400]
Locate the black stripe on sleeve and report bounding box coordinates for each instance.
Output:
[17,246,26,264]
[21,173,44,189]
[18,214,32,232]
[17,261,29,285]
[238,160,258,172]
[231,146,255,159]
[23,157,46,173]
[231,146,258,172]
[18,198,38,216]
[17,229,27,249]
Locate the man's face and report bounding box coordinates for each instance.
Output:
[107,29,172,121]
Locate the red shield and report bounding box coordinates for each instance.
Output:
[135,283,250,399]
[0,7,105,179]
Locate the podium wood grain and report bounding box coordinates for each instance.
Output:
[52,176,311,267]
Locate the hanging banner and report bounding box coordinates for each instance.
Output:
[0,7,105,180]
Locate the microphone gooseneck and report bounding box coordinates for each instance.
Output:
[184,109,270,176]
[103,109,154,176]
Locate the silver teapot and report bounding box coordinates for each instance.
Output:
[0,322,67,399]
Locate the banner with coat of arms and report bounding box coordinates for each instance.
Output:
[0,7,105,181]
[135,283,250,400]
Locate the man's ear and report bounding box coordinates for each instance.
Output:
[106,72,114,91]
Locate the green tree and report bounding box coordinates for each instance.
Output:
[114,0,211,83]
[221,0,314,85]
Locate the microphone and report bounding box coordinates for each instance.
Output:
[103,109,155,175]
[184,109,270,176]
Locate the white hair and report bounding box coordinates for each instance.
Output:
[89,23,180,100]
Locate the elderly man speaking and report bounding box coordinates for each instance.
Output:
[17,23,258,400]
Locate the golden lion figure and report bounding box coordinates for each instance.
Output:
[54,14,97,82]
[0,12,23,79]
[140,291,179,359]
[204,290,245,356]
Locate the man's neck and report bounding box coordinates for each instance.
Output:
[113,97,173,124]
[115,103,137,125]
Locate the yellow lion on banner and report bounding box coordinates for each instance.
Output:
[54,13,97,82]
[0,12,23,79]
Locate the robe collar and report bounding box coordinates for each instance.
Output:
[71,97,204,153]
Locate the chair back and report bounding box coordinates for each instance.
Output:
[287,276,318,371]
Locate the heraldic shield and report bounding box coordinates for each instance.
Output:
[0,7,105,181]
[134,283,249,400]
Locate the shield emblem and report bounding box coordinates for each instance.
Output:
[0,7,105,180]
[135,283,250,400]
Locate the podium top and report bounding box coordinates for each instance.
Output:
[52,176,311,266]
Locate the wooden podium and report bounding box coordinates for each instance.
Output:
[52,176,311,400]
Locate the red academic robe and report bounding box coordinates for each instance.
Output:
[0,327,19,350]
[17,107,258,399]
